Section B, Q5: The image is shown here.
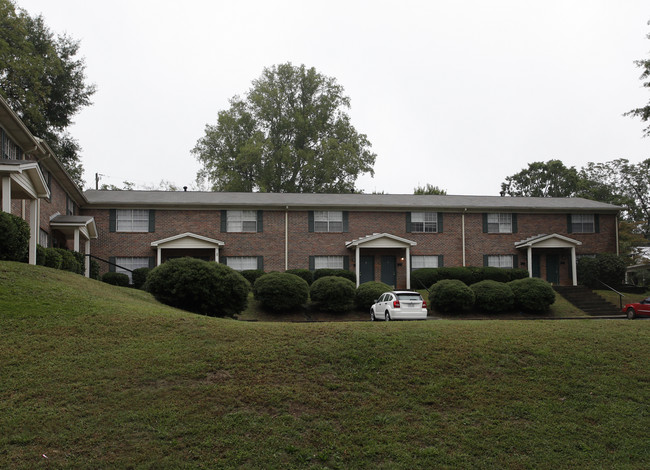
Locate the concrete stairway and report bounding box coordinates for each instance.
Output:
[553,286,621,316]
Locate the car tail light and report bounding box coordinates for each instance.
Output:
[393,300,400,309]
[422,301,427,309]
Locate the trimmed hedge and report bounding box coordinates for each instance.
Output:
[240,269,266,286]
[90,259,101,280]
[55,248,81,274]
[508,277,556,313]
[285,269,313,285]
[429,279,475,313]
[577,253,626,289]
[132,267,151,289]
[0,211,29,262]
[253,272,309,312]
[43,248,63,270]
[102,272,130,287]
[470,280,514,313]
[145,258,249,317]
[412,266,528,290]
[356,281,392,310]
[310,276,357,312]
[313,269,356,283]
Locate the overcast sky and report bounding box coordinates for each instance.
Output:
[17,0,650,195]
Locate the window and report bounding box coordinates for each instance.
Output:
[225,257,261,271]
[411,212,438,233]
[570,214,595,233]
[486,255,515,269]
[66,195,76,216]
[114,257,151,283]
[1,128,23,160]
[116,209,150,232]
[227,210,258,232]
[39,229,49,248]
[313,256,345,270]
[412,255,440,270]
[487,213,513,233]
[314,211,343,232]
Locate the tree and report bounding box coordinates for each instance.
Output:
[414,184,447,195]
[193,63,376,193]
[0,0,95,186]
[624,20,650,137]
[500,160,581,197]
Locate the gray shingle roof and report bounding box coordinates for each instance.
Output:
[82,190,621,212]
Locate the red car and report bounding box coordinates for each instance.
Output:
[623,297,650,319]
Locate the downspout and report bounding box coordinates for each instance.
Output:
[285,206,289,270]
[615,214,619,256]
[462,208,467,266]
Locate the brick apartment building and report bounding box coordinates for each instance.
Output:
[1,96,621,288]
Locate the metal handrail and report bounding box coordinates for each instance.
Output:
[84,253,133,273]
[598,280,625,310]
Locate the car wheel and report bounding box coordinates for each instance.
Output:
[385,311,391,321]
[370,310,376,321]
[627,308,636,320]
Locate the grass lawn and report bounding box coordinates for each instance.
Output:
[1,261,648,468]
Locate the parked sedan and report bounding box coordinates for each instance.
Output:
[622,297,650,319]
[370,291,427,321]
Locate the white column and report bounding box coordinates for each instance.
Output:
[1,176,11,213]
[571,246,577,286]
[527,246,533,278]
[85,240,91,277]
[406,246,411,289]
[157,247,162,266]
[355,245,360,287]
[215,248,219,263]
[461,211,466,266]
[28,198,39,265]
[73,228,80,252]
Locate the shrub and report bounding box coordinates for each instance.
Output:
[55,248,80,273]
[508,277,556,313]
[90,259,100,280]
[145,258,249,317]
[253,272,309,312]
[285,268,313,285]
[73,251,85,275]
[102,272,130,287]
[313,269,356,283]
[310,276,357,312]
[43,247,63,270]
[480,267,511,283]
[507,268,530,282]
[577,253,626,288]
[413,266,527,287]
[240,269,266,285]
[429,279,475,313]
[470,280,514,313]
[132,267,151,289]
[36,244,47,266]
[355,281,392,310]
[0,211,30,262]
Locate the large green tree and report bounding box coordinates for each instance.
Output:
[0,0,95,186]
[193,63,376,193]
[625,20,650,137]
[500,160,581,197]
[413,184,447,195]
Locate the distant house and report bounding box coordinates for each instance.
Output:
[0,96,97,273]
[1,96,620,287]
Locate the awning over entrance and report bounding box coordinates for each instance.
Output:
[50,215,98,277]
[515,233,582,285]
[0,160,51,265]
[151,232,225,266]
[346,233,417,288]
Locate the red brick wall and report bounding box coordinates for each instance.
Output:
[82,207,618,286]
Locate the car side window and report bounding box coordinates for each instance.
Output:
[378,294,386,302]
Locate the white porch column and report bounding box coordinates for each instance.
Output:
[73,228,80,252]
[406,246,411,289]
[28,198,39,265]
[355,245,360,287]
[157,247,162,266]
[571,246,577,286]
[527,246,533,278]
[85,240,90,277]
[215,248,219,263]
[1,176,11,213]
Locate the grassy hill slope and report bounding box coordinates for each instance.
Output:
[1,261,648,469]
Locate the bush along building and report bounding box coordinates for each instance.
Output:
[1,95,620,287]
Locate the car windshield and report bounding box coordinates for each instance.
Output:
[396,293,422,302]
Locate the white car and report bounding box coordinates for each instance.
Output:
[370,291,428,321]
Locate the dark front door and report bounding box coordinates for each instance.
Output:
[546,254,560,284]
[532,254,541,278]
[381,256,396,287]
[360,255,374,284]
